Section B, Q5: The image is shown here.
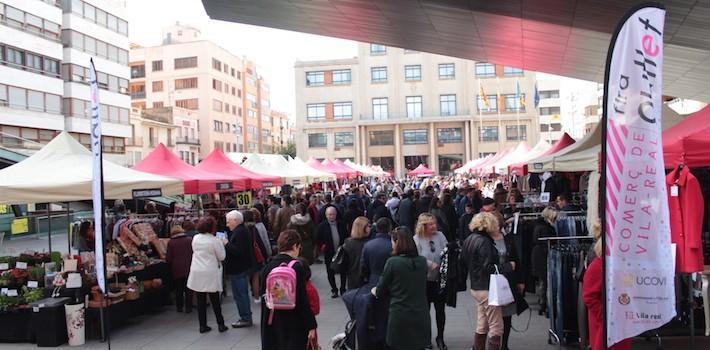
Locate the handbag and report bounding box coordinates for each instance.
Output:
[330,245,348,274]
[488,265,514,306]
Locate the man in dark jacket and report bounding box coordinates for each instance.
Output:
[458,203,475,240]
[367,192,392,223]
[415,185,435,219]
[223,210,255,328]
[318,194,342,223]
[398,189,416,232]
[346,187,366,214]
[316,207,347,297]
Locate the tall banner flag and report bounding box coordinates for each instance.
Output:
[602,4,673,347]
[515,81,526,108]
[534,82,540,108]
[89,59,106,294]
[479,84,491,110]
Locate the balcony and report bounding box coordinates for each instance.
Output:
[131,91,146,100]
[175,136,200,145]
[127,137,143,147]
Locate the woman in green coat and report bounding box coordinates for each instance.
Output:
[373,227,431,350]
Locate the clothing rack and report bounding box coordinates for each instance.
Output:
[543,235,594,347]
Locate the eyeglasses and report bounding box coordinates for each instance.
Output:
[429,240,435,253]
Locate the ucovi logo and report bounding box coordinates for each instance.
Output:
[618,293,631,305]
[636,276,667,286]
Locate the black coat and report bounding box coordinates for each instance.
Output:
[531,218,556,278]
[415,195,432,218]
[441,203,458,241]
[367,199,391,223]
[224,224,255,275]
[398,197,415,232]
[461,231,514,291]
[317,203,342,223]
[260,254,317,350]
[458,213,474,240]
[316,220,347,260]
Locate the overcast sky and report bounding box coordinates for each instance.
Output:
[125,0,357,119]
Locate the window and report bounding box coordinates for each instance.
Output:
[212,100,223,112]
[440,94,457,116]
[503,66,524,76]
[26,53,43,71]
[248,109,257,118]
[504,94,525,112]
[246,93,257,108]
[306,104,326,121]
[540,123,562,132]
[130,65,145,79]
[371,67,387,83]
[476,94,498,113]
[6,47,24,65]
[372,98,388,120]
[539,106,561,115]
[475,63,495,77]
[174,56,197,69]
[152,101,164,108]
[175,98,199,110]
[438,63,455,79]
[334,132,353,147]
[247,77,256,87]
[506,125,527,141]
[370,44,386,54]
[370,157,394,171]
[212,58,222,71]
[2,4,61,41]
[439,154,463,174]
[175,77,198,90]
[231,68,235,77]
[61,30,127,64]
[405,65,421,81]
[224,64,229,74]
[406,96,422,119]
[332,69,351,85]
[212,79,222,91]
[540,90,560,99]
[437,128,463,143]
[479,126,499,142]
[308,133,327,148]
[152,81,163,92]
[333,102,352,119]
[369,131,394,146]
[152,60,163,72]
[404,156,428,170]
[403,129,427,145]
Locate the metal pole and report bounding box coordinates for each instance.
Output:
[47,203,52,254]
[690,274,695,350]
[66,202,71,255]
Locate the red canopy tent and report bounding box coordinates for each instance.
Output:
[509,133,576,175]
[323,159,358,178]
[408,164,435,177]
[134,144,248,194]
[333,159,362,177]
[196,149,282,189]
[663,105,710,169]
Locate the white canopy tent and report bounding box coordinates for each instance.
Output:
[0,132,183,205]
[240,154,310,186]
[491,142,531,174]
[454,155,492,174]
[343,159,379,176]
[288,157,337,183]
[528,125,601,172]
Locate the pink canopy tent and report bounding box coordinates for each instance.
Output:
[408,164,435,177]
[196,149,283,189]
[322,159,358,178]
[134,144,248,194]
[306,157,349,179]
[489,142,531,174]
[332,159,362,177]
[509,133,576,175]
[471,149,511,174]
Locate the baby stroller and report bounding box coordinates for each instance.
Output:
[331,318,356,350]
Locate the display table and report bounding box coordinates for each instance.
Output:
[85,286,168,340]
[0,310,33,343]
[31,298,70,347]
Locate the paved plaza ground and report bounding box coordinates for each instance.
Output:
[1,233,707,349]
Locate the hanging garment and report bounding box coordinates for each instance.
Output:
[586,171,600,233]
[666,166,705,273]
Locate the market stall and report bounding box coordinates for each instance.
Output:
[241,154,310,186]
[490,142,531,175]
[288,157,337,183]
[454,154,492,174]
[134,144,248,194]
[332,159,362,178]
[407,164,435,177]
[663,105,710,169]
[196,149,282,189]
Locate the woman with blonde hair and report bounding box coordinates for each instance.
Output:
[413,213,449,350]
[463,212,516,350]
[341,216,372,290]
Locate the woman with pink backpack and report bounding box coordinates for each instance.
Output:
[260,229,317,350]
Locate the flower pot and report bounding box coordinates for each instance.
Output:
[64,303,85,346]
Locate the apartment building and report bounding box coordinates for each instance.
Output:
[0,0,130,164]
[268,110,291,153]
[129,23,276,160]
[295,43,541,177]
[124,106,200,166]
[536,79,563,143]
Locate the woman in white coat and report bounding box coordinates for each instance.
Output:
[187,216,228,333]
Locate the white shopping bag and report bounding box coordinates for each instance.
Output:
[488,265,514,306]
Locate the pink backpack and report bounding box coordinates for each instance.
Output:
[265,260,298,325]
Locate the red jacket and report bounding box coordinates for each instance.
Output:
[305,280,320,316]
[666,166,705,273]
[583,257,631,350]
[166,234,192,279]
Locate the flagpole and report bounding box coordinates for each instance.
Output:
[477,79,484,160]
[516,80,521,145]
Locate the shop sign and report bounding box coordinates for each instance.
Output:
[261,181,274,187]
[216,182,233,191]
[235,192,252,207]
[132,188,163,199]
[11,218,29,235]
[0,205,9,214]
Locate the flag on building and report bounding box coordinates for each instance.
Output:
[89,59,106,294]
[479,84,491,109]
[603,4,673,347]
[534,82,540,108]
[516,81,526,108]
